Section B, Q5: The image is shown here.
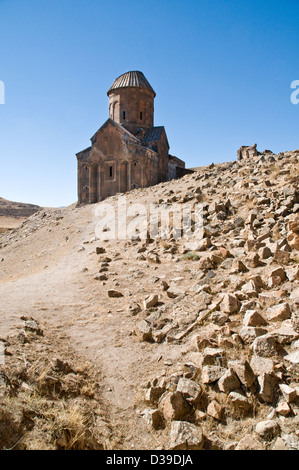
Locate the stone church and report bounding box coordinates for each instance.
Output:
[76,71,187,204]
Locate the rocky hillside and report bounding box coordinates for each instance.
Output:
[0,149,298,450]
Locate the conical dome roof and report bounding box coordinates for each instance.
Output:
[107,71,156,96]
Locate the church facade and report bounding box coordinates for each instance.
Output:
[76,71,187,204]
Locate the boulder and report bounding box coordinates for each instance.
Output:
[231,259,249,273]
[143,294,159,309]
[127,302,142,316]
[267,267,286,288]
[274,249,290,265]
[284,350,299,365]
[291,310,299,333]
[279,384,297,403]
[23,318,43,336]
[258,246,273,260]
[241,280,258,298]
[266,303,291,322]
[286,266,299,282]
[250,356,275,376]
[176,378,202,405]
[218,368,240,393]
[257,373,278,403]
[159,391,191,421]
[287,219,299,250]
[252,334,278,358]
[166,285,185,299]
[145,382,166,405]
[290,288,299,305]
[94,274,108,281]
[207,400,223,421]
[134,320,152,342]
[95,247,106,254]
[239,326,268,344]
[228,360,256,388]
[276,401,291,416]
[107,289,123,298]
[201,347,226,367]
[201,365,227,384]
[245,253,261,268]
[220,293,240,314]
[243,310,268,327]
[169,421,204,450]
[142,409,165,430]
[235,435,264,450]
[228,390,252,417]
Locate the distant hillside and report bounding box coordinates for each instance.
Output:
[0,197,41,218]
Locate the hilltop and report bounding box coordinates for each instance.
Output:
[0,149,298,450]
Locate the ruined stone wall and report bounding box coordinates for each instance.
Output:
[237,144,259,161]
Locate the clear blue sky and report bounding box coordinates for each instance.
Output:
[0,0,298,207]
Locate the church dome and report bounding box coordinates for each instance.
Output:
[107,71,156,96]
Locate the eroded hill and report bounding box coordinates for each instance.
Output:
[0,149,298,450]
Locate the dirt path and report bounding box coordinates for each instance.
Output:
[0,203,177,449]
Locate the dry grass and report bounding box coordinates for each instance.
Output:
[0,322,111,450]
